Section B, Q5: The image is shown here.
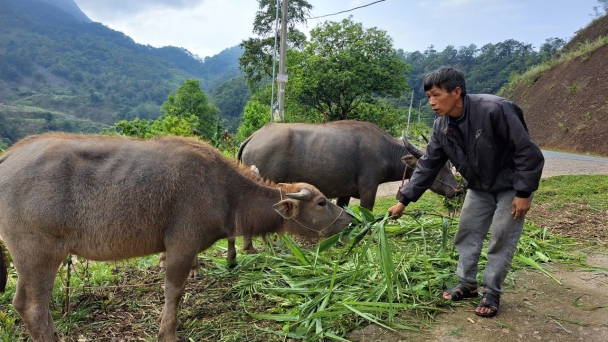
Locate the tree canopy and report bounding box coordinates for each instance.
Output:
[400,37,566,126]
[161,79,221,139]
[104,79,220,140]
[288,17,410,122]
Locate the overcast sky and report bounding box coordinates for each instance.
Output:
[73,0,601,59]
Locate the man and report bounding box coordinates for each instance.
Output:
[388,67,544,317]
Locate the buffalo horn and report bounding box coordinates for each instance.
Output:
[285,188,312,201]
[401,131,424,158]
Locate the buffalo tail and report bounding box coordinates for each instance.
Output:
[0,242,7,293]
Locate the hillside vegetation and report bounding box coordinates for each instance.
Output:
[0,0,245,144]
[1,0,603,155]
[501,14,608,156]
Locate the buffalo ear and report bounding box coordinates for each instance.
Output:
[273,199,299,219]
[401,155,418,168]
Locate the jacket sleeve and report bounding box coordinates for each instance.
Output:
[498,101,545,195]
[399,124,450,204]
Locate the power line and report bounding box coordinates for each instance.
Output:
[306,0,386,20]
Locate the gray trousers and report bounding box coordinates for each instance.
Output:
[454,189,530,296]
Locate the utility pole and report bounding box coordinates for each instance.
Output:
[269,0,280,122]
[406,91,414,134]
[277,0,289,121]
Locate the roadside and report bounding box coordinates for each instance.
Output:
[367,156,608,201]
[348,255,608,342]
[348,156,608,342]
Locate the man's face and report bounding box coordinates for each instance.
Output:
[425,86,462,117]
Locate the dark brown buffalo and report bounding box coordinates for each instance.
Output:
[238,120,460,210]
[0,133,352,342]
[232,120,461,258]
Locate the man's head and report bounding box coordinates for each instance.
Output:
[423,67,467,98]
[423,67,467,118]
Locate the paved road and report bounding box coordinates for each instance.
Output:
[370,150,608,200]
[542,150,608,163]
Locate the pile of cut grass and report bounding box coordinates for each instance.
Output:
[194,206,582,341]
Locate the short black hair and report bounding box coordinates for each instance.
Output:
[423,67,467,97]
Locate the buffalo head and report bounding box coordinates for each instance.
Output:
[400,133,462,199]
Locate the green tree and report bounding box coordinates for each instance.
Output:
[102,115,199,139]
[538,37,566,62]
[238,0,311,91]
[236,94,271,141]
[288,17,410,122]
[161,79,220,139]
[210,76,251,132]
[235,81,322,141]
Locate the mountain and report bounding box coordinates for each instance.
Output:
[40,0,91,22]
[0,0,245,145]
[502,14,608,157]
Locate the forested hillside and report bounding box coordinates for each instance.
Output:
[399,38,565,126]
[503,14,608,156]
[0,0,245,145]
[0,0,587,149]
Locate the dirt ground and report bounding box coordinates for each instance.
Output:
[348,256,608,342]
[347,158,608,342]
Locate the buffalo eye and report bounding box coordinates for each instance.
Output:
[317,198,327,207]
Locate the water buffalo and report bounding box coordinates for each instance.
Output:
[0,133,352,342]
[238,120,460,210]
[233,120,460,258]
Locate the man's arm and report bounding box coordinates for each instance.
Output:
[499,101,545,194]
[391,125,449,217]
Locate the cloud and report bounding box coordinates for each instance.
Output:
[74,0,206,19]
[72,0,597,58]
[74,0,258,58]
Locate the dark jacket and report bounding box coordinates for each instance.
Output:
[399,94,544,204]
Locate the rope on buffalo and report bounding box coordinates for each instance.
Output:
[397,163,409,198]
[279,188,345,237]
[398,162,460,194]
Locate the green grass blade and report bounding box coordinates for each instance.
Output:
[513,255,561,284]
[279,234,310,266]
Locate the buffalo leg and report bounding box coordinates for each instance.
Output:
[242,235,259,254]
[10,243,64,342]
[227,237,237,267]
[160,252,198,278]
[227,236,259,267]
[157,249,198,342]
[336,196,351,209]
[359,186,378,211]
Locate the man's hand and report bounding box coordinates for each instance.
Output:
[388,202,406,219]
[512,197,531,219]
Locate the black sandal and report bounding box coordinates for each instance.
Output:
[442,284,478,301]
[475,292,500,317]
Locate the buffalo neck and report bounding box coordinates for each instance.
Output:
[232,181,285,237]
[386,140,409,183]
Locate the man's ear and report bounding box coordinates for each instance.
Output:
[273,199,299,219]
[452,87,462,98]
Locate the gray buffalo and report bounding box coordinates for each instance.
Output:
[0,133,352,342]
[232,120,461,258]
[238,120,460,210]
